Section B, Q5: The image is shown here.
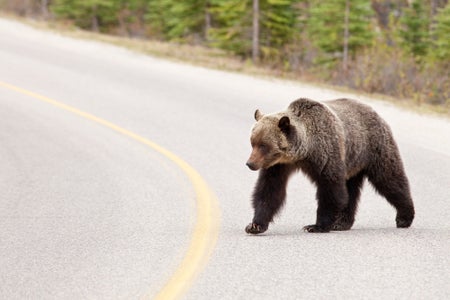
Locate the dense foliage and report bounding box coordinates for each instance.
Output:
[2,0,449,108]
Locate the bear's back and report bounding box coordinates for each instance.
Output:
[325,98,393,177]
[325,98,387,137]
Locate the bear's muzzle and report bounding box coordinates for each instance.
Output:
[246,161,259,171]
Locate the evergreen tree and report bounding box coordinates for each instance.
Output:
[259,0,298,61]
[429,3,450,62]
[146,0,210,42]
[399,0,430,58]
[307,0,374,65]
[208,0,252,56]
[52,0,118,32]
[115,0,149,37]
[146,0,175,39]
[209,0,298,60]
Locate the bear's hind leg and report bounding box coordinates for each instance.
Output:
[368,164,415,228]
[246,164,294,234]
[332,172,365,231]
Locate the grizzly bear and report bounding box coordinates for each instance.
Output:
[245,98,415,234]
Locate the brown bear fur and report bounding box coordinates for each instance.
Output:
[245,98,415,234]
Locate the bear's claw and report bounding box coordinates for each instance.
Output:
[245,223,267,234]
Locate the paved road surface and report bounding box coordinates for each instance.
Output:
[1,18,449,299]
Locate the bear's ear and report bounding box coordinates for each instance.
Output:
[254,109,264,121]
[278,116,290,134]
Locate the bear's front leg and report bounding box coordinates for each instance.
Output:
[303,180,348,233]
[246,164,294,234]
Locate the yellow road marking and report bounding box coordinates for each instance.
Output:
[0,81,221,300]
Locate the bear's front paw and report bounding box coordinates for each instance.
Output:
[245,223,267,234]
[303,224,330,233]
[396,216,413,228]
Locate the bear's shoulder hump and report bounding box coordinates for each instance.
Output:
[288,98,325,116]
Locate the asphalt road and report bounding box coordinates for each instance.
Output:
[1,18,449,299]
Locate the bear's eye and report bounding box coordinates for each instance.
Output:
[259,143,269,153]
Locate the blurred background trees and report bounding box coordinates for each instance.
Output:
[1,0,448,107]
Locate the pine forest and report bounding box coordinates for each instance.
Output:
[1,0,449,109]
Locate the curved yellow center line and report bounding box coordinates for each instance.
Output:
[0,81,221,300]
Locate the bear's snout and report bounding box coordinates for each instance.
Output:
[246,161,259,171]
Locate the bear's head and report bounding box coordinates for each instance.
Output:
[246,109,292,171]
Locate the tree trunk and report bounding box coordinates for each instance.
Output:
[343,0,350,71]
[372,0,393,45]
[41,0,49,19]
[252,0,260,63]
[92,5,99,32]
[205,2,211,41]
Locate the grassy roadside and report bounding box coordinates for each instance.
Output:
[3,13,449,117]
